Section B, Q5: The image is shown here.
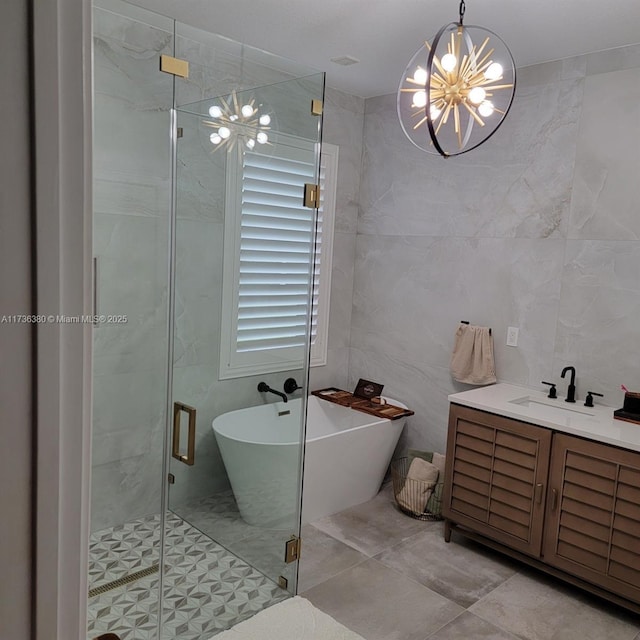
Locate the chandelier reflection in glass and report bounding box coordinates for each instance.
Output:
[203,90,272,151]
[397,0,516,157]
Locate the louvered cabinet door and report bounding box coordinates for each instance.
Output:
[443,405,552,557]
[543,434,640,605]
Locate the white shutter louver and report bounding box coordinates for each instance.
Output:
[237,152,316,353]
[220,141,337,379]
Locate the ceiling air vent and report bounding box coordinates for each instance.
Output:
[330,55,360,66]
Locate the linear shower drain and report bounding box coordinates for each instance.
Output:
[88,563,160,597]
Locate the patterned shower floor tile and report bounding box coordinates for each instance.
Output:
[89,514,162,591]
[87,512,288,640]
[175,490,296,584]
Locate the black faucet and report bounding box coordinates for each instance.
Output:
[257,381,288,403]
[584,391,603,408]
[541,381,557,398]
[283,377,302,395]
[561,366,576,403]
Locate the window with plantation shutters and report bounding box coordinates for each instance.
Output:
[219,141,337,379]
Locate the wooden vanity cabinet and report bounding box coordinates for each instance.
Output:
[543,433,640,605]
[443,403,640,613]
[442,404,552,557]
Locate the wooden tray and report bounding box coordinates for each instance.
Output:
[312,388,414,420]
[614,409,640,426]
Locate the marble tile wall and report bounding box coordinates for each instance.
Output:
[309,88,365,392]
[350,45,640,455]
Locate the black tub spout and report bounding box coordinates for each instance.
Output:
[257,381,288,403]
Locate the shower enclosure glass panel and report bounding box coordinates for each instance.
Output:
[168,76,324,604]
[89,2,173,638]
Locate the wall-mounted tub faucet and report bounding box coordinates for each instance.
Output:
[561,366,576,403]
[257,381,288,403]
[283,377,301,395]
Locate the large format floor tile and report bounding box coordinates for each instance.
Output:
[374,526,517,607]
[303,558,464,640]
[304,483,640,640]
[425,611,520,640]
[298,524,369,593]
[311,484,426,557]
[469,571,640,640]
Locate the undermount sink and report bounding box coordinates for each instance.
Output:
[509,396,596,422]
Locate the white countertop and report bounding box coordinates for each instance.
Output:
[449,383,640,453]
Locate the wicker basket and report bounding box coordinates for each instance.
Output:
[391,456,443,521]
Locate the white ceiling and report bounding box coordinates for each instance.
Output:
[134,0,640,98]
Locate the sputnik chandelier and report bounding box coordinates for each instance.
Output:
[204,90,272,151]
[397,0,516,157]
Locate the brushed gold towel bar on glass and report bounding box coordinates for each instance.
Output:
[172,402,196,465]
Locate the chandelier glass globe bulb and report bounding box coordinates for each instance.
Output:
[241,104,254,117]
[441,53,457,72]
[256,131,269,144]
[259,114,271,126]
[468,86,486,105]
[218,126,231,139]
[412,90,427,108]
[478,100,495,117]
[208,105,222,118]
[413,67,428,84]
[484,62,503,81]
[209,133,222,144]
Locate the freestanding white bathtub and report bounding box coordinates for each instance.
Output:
[212,395,407,528]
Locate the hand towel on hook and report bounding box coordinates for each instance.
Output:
[450,323,496,385]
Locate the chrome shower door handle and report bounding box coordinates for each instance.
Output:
[172,402,196,466]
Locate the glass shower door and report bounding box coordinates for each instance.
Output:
[163,76,324,635]
[88,2,174,639]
